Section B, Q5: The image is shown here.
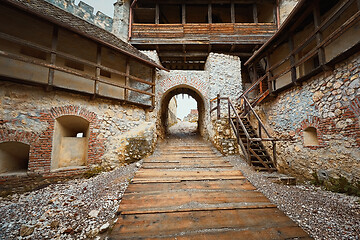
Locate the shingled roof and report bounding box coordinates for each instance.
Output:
[3,0,167,71]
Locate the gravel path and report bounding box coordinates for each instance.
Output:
[227,155,360,240]
[0,162,140,240]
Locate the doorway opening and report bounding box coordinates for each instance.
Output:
[160,86,205,138]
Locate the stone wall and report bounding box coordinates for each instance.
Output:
[0,81,156,195]
[44,0,113,32]
[211,118,239,156]
[149,51,242,141]
[253,53,360,182]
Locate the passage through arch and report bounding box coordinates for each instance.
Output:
[159,86,206,137]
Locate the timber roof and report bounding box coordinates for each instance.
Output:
[3,0,167,71]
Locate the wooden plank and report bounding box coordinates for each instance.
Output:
[134,170,243,178]
[125,179,257,193]
[112,208,308,239]
[131,176,246,184]
[47,25,58,91]
[119,191,272,214]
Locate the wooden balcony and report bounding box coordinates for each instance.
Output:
[130,23,277,45]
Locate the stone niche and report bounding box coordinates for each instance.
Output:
[51,115,89,170]
[0,142,30,174]
[303,127,320,146]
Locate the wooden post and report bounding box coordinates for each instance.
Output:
[124,58,130,100]
[47,25,58,91]
[208,4,212,24]
[258,120,262,138]
[217,94,220,119]
[288,34,297,84]
[253,4,258,23]
[182,4,186,24]
[266,53,274,93]
[155,3,160,24]
[313,1,326,67]
[231,0,235,23]
[93,45,101,98]
[276,0,280,29]
[151,68,156,106]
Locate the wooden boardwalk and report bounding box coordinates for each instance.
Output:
[109,136,311,239]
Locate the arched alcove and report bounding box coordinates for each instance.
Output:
[51,115,90,170]
[159,86,206,137]
[0,141,30,174]
[303,127,320,146]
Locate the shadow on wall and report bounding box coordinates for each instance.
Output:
[159,85,206,137]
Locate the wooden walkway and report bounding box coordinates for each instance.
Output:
[109,136,311,239]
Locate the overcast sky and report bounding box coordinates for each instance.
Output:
[174,95,198,120]
[75,0,115,17]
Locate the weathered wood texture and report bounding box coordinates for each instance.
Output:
[130,23,276,44]
[109,137,311,239]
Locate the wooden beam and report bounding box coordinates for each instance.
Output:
[93,44,101,98]
[125,58,130,100]
[313,1,326,67]
[253,3,258,23]
[288,34,297,84]
[231,0,235,23]
[182,4,186,24]
[47,25,58,91]
[266,53,273,93]
[152,68,156,106]
[208,4,212,24]
[155,3,160,24]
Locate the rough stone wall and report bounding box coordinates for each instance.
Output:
[44,0,113,32]
[254,53,360,182]
[0,81,157,194]
[167,98,178,126]
[154,53,242,139]
[279,0,299,25]
[211,118,239,156]
[112,0,131,42]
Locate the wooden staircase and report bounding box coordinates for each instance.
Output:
[234,117,276,172]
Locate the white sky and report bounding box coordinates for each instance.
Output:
[174,95,198,120]
[75,0,115,17]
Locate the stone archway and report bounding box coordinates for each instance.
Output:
[159,85,206,137]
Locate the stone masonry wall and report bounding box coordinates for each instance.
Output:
[211,118,239,156]
[0,81,156,195]
[254,53,360,182]
[148,51,242,142]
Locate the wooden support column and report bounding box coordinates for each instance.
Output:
[93,45,101,98]
[266,53,273,94]
[182,4,186,24]
[288,34,298,84]
[155,3,160,24]
[151,68,156,106]
[208,4,212,24]
[124,58,130,100]
[276,0,280,29]
[47,26,58,91]
[231,1,235,23]
[358,0,360,10]
[313,1,327,68]
[253,3,258,23]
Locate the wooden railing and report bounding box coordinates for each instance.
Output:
[0,30,156,108]
[131,23,277,44]
[210,94,277,167]
[245,0,360,101]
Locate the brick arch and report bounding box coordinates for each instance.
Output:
[27,105,104,173]
[0,129,39,145]
[350,95,360,118]
[159,85,207,137]
[50,105,98,124]
[298,116,325,149]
